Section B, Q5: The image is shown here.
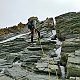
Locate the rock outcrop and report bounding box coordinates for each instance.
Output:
[55,12,80,79]
[0,17,61,80]
[0,13,80,80]
[0,22,26,36]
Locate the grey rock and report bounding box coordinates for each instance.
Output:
[68,56,80,65]
[68,52,75,57]
[0,73,5,76]
[27,46,42,50]
[4,66,28,79]
[34,62,59,74]
[6,55,21,63]
[69,77,76,80]
[29,55,41,59]
[50,51,58,57]
[67,64,80,78]
[76,77,80,80]
[0,59,7,64]
[39,57,53,63]
[75,50,80,56]
[23,58,39,63]
[0,65,12,69]
[37,39,52,45]
[0,53,6,58]
[14,38,25,41]
[27,72,57,80]
[0,75,13,80]
[69,77,80,80]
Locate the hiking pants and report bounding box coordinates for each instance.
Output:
[31,28,40,43]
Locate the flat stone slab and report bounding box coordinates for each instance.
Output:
[75,50,80,56]
[38,39,52,45]
[0,59,7,64]
[62,41,79,47]
[35,63,48,68]
[68,56,80,65]
[68,52,75,57]
[24,48,41,54]
[67,64,80,78]
[40,57,54,63]
[14,38,25,41]
[4,66,28,79]
[10,53,23,56]
[65,38,80,42]
[70,77,80,80]
[27,45,50,51]
[27,72,57,80]
[47,39,56,44]
[0,75,13,80]
[29,55,41,59]
[0,73,5,77]
[39,57,57,64]
[23,58,39,63]
[34,63,59,74]
[27,46,42,50]
[26,39,37,43]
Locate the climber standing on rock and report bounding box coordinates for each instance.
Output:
[27,17,40,45]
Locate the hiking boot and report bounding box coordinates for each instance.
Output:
[30,43,34,47]
[30,43,36,47]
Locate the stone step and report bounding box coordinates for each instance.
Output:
[67,64,80,78]
[4,67,28,80]
[0,59,7,64]
[34,62,60,74]
[27,46,49,51]
[23,58,39,63]
[68,56,80,65]
[26,38,56,45]
[14,38,25,41]
[37,40,54,45]
[29,55,41,59]
[69,77,80,80]
[27,46,42,50]
[0,74,13,80]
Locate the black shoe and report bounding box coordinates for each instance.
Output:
[30,43,34,47]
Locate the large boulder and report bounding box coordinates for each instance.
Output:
[4,66,28,79]
[67,64,80,78]
[0,73,13,80]
[34,62,60,74]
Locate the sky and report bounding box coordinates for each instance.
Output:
[0,0,80,28]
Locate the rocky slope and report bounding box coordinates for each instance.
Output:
[0,22,27,42]
[0,17,62,80]
[55,12,80,79]
[0,13,80,80]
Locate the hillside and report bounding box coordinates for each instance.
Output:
[0,13,80,80]
[0,22,26,36]
[55,12,80,78]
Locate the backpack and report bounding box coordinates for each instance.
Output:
[28,20,35,30]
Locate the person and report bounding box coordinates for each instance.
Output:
[27,17,40,44]
[57,53,68,79]
[60,53,68,74]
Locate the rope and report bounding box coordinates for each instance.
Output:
[54,66,59,80]
[48,60,51,80]
[38,38,45,56]
[49,60,59,80]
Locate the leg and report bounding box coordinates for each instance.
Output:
[37,29,40,40]
[31,29,34,43]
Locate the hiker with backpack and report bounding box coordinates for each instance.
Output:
[27,17,40,45]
